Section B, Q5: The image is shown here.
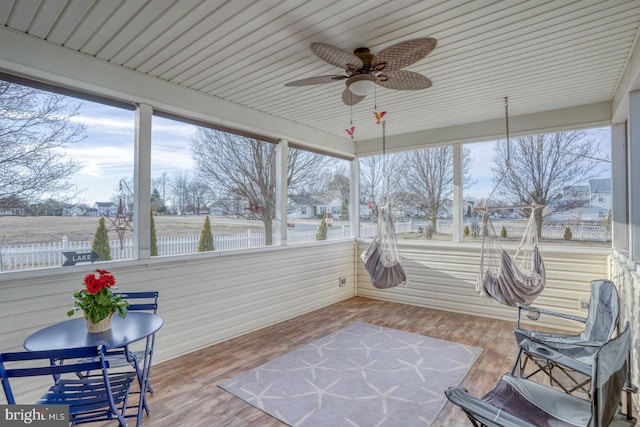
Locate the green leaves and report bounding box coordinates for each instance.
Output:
[67,271,128,323]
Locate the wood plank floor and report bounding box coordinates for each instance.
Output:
[102,297,541,426]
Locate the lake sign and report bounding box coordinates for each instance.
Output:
[62,251,99,266]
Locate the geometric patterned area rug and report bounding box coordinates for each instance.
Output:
[219,321,482,426]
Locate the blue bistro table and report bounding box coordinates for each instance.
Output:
[24,312,164,426]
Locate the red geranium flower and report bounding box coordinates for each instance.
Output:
[68,269,128,324]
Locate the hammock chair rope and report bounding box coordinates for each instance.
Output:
[476,97,546,306]
[361,120,407,289]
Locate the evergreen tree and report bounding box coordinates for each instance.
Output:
[423,223,434,239]
[92,217,111,261]
[341,198,349,220]
[150,209,158,256]
[466,205,472,217]
[198,215,214,252]
[316,217,328,241]
[500,225,507,238]
[563,226,573,241]
[463,224,470,236]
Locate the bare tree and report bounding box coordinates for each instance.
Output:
[402,146,473,230]
[0,81,85,208]
[359,153,404,219]
[192,129,330,245]
[491,131,605,236]
[327,164,350,219]
[169,171,191,215]
[189,177,214,214]
[151,172,169,213]
[287,147,334,195]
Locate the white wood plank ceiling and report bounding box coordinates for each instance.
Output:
[1,0,640,148]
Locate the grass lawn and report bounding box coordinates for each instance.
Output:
[0,215,265,245]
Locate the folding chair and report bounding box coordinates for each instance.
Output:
[512,279,619,395]
[0,345,137,426]
[445,322,634,427]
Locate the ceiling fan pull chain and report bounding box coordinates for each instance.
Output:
[504,97,511,168]
[350,97,353,125]
[373,85,378,125]
[382,120,389,201]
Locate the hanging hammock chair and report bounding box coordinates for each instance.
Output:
[476,98,546,306]
[476,208,546,306]
[361,205,407,289]
[360,120,407,289]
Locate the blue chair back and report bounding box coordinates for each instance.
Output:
[0,345,135,425]
[114,291,159,313]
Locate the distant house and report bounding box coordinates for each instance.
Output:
[589,178,612,209]
[0,207,25,216]
[288,191,344,220]
[94,202,117,217]
[559,179,611,210]
[548,178,611,222]
[62,205,86,216]
[288,195,320,219]
[560,184,591,206]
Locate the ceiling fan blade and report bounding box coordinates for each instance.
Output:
[284,75,346,86]
[311,42,363,71]
[377,70,432,90]
[372,37,437,72]
[342,87,366,105]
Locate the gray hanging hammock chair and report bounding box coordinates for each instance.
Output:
[476,209,546,306]
[360,120,407,289]
[476,98,546,306]
[361,206,407,289]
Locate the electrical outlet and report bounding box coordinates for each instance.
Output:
[579,298,590,310]
[338,277,347,287]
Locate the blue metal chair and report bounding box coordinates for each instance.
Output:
[111,292,159,396]
[0,345,136,426]
[106,292,159,396]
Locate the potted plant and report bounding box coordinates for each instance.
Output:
[67,269,128,333]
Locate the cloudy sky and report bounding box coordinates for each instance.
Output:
[68,101,195,205]
[67,99,611,205]
[463,127,611,199]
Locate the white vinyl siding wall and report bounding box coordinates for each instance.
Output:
[357,241,609,333]
[0,240,613,403]
[0,241,356,402]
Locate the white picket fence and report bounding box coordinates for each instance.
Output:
[0,220,608,271]
[435,219,610,242]
[0,228,348,271]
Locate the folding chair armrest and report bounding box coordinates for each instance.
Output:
[444,386,536,427]
[519,339,591,376]
[516,303,587,328]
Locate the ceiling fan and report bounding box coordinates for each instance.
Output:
[284,37,437,105]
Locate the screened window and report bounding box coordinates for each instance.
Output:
[287,146,350,244]
[151,115,276,255]
[463,128,611,244]
[359,148,457,240]
[0,77,135,271]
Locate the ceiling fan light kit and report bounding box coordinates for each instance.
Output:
[347,74,377,96]
[285,37,437,105]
